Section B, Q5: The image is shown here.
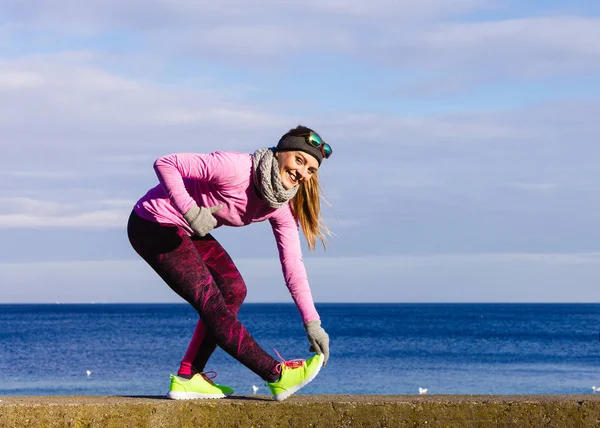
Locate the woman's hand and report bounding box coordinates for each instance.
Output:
[183,203,222,236]
[304,320,330,366]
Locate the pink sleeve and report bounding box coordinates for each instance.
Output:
[269,205,320,324]
[153,152,238,214]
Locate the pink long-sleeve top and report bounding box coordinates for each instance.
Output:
[133,151,320,323]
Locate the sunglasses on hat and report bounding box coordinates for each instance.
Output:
[297,132,333,159]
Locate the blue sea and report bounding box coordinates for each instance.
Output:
[1,303,599,396]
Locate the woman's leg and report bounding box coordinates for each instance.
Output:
[127,211,279,381]
[178,235,247,376]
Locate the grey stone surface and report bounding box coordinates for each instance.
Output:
[1,395,600,427]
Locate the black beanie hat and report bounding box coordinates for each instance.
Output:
[275,126,324,166]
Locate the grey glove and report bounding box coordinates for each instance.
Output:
[304,319,330,366]
[183,202,222,237]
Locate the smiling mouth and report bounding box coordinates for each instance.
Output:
[288,171,298,184]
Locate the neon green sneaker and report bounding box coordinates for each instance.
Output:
[166,371,233,399]
[267,352,324,401]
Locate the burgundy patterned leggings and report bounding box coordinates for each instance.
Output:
[127,211,279,381]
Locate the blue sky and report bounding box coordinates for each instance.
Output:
[1,0,600,303]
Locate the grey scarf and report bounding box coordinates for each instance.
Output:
[252,148,298,208]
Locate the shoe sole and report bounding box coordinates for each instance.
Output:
[167,391,232,400]
[273,354,324,402]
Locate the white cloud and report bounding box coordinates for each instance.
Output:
[2,252,599,303]
[7,1,598,81]
[504,182,559,192]
[426,17,600,56]
[0,69,43,89]
[3,0,491,30]
[3,171,77,179]
[0,211,128,228]
[0,55,298,196]
[2,49,598,229]
[304,0,489,19]
[402,17,600,76]
[146,14,600,78]
[0,197,133,228]
[194,25,325,56]
[2,1,599,265]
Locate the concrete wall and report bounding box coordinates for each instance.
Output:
[1,395,600,427]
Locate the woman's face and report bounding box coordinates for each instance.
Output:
[276,150,319,190]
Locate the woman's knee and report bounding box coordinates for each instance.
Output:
[226,275,247,308]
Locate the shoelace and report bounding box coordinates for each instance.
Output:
[200,370,218,384]
[274,349,304,374]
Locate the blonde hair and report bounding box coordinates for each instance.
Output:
[291,170,331,251]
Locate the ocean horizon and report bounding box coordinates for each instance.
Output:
[1,303,599,397]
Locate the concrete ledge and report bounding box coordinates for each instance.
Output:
[1,395,600,427]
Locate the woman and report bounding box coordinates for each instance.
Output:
[127,125,332,401]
